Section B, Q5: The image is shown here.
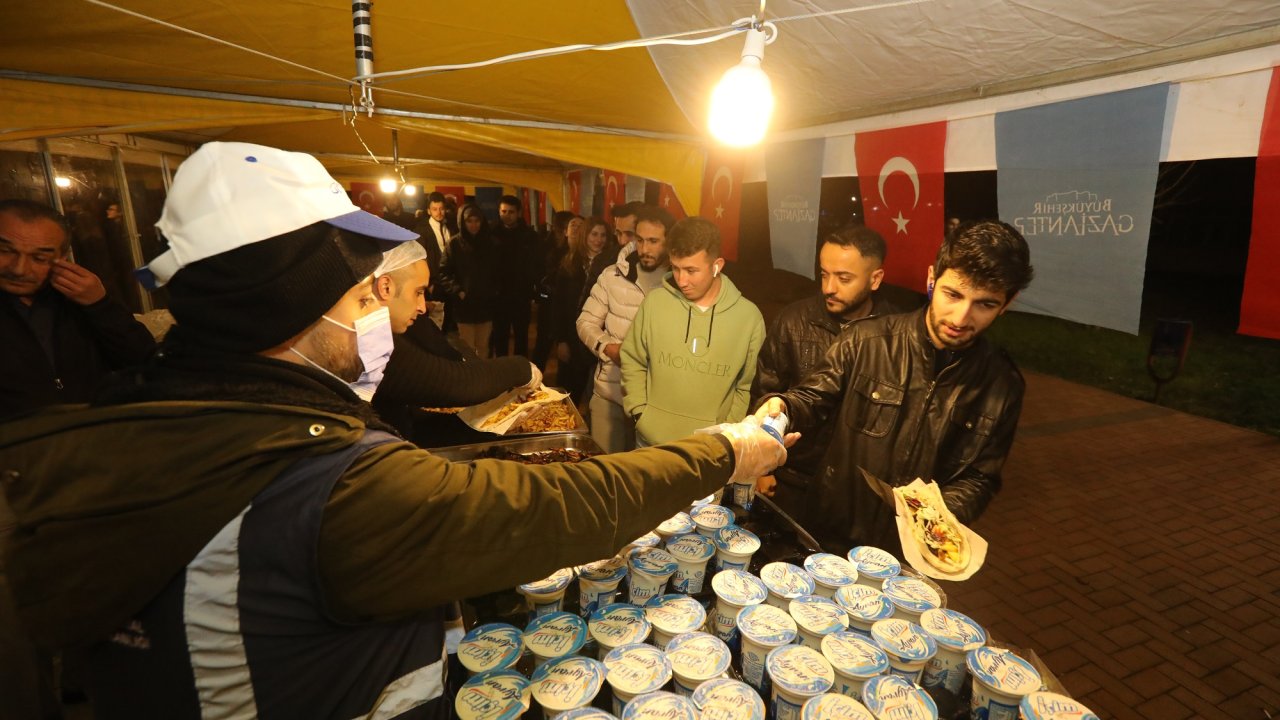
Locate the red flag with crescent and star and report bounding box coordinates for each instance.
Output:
[854,121,947,292]
[1240,66,1280,339]
[701,150,746,261]
[602,170,626,223]
[435,185,465,208]
[349,182,380,214]
[566,171,582,215]
[519,188,532,224]
[657,183,687,220]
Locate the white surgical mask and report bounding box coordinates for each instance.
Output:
[291,307,394,401]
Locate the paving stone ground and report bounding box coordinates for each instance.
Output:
[945,371,1280,720]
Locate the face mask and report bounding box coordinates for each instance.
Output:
[292,307,394,401]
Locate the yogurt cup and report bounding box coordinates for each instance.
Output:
[765,644,835,720]
[664,631,731,695]
[619,691,698,720]
[666,534,716,594]
[735,603,798,691]
[728,478,756,509]
[820,631,889,700]
[710,569,769,643]
[860,675,938,720]
[832,585,895,637]
[788,595,850,650]
[644,594,707,650]
[880,576,942,624]
[556,709,618,720]
[759,562,817,610]
[458,622,525,675]
[627,547,679,606]
[803,554,859,598]
[520,567,577,618]
[869,619,937,684]
[630,532,662,550]
[578,558,630,618]
[712,525,761,572]
[455,669,532,720]
[1019,691,1100,720]
[524,612,589,667]
[966,647,1042,720]
[846,547,900,587]
[917,608,986,695]
[800,693,875,720]
[531,654,606,719]
[603,643,673,717]
[690,492,719,509]
[690,504,735,538]
[589,603,652,660]
[656,512,696,543]
[691,678,765,720]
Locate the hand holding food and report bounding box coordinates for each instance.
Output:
[894,481,970,574]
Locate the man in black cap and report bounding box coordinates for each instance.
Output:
[0,142,791,719]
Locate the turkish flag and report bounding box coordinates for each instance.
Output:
[520,188,532,225]
[701,150,746,261]
[349,182,380,214]
[657,183,687,220]
[566,170,582,215]
[855,121,947,292]
[1240,68,1280,339]
[535,191,546,225]
[435,185,465,207]
[602,170,626,223]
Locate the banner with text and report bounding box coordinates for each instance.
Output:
[766,138,826,277]
[996,84,1169,334]
[701,149,746,261]
[855,122,947,292]
[1240,67,1280,340]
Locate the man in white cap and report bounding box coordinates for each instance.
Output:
[0,142,792,719]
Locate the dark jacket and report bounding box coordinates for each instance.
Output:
[768,307,1024,553]
[410,220,459,303]
[438,229,498,324]
[751,292,906,479]
[0,288,155,420]
[491,221,540,302]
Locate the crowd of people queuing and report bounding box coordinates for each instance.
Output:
[0,140,1034,718]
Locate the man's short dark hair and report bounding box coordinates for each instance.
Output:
[633,205,675,234]
[500,195,521,210]
[427,191,446,206]
[0,198,71,251]
[935,220,1034,297]
[552,210,576,235]
[824,224,886,265]
[612,201,645,221]
[667,217,720,260]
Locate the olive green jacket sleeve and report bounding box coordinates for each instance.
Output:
[318,434,734,622]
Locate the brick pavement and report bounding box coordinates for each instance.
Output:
[945,371,1280,719]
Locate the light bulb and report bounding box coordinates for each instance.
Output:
[708,28,774,147]
[402,184,417,196]
[379,177,399,194]
[54,176,72,188]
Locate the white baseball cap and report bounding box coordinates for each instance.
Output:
[138,141,417,289]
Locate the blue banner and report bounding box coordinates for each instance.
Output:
[996,84,1169,334]
[474,187,503,224]
[766,138,826,277]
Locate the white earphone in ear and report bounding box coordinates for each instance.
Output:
[713,267,719,278]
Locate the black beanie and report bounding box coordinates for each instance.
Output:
[166,223,384,353]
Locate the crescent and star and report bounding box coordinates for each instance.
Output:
[712,166,734,219]
[878,156,921,235]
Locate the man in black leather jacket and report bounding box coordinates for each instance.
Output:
[751,225,911,518]
[755,221,1034,553]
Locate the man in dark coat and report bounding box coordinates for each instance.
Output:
[489,194,539,356]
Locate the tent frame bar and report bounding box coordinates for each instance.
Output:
[0,70,699,142]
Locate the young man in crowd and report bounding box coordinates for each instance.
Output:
[755,220,1034,552]
[622,217,765,447]
[412,191,454,330]
[490,194,538,356]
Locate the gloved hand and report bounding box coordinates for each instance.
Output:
[716,415,798,485]
[523,363,543,393]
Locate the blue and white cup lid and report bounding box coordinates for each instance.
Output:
[589,603,651,647]
[800,693,875,720]
[788,595,849,636]
[860,675,938,720]
[519,567,575,596]
[966,647,1042,695]
[690,504,735,531]
[578,557,629,583]
[524,611,588,658]
[664,631,731,682]
[629,547,679,577]
[765,644,835,696]
[603,643,672,696]
[711,569,768,606]
[530,655,606,712]
[820,631,890,677]
[557,708,619,720]
[713,525,761,555]
[630,532,662,549]
[759,562,816,599]
[657,512,696,537]
[846,547,900,580]
[803,553,858,588]
[666,533,715,563]
[645,594,707,636]
[692,678,765,720]
[881,576,941,613]
[458,622,524,674]
[833,585,895,623]
[620,690,698,720]
[736,603,798,646]
[455,669,531,720]
[1019,691,1100,720]
[917,608,986,651]
[870,619,937,662]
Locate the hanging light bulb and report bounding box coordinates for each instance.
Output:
[708,25,774,147]
[402,183,417,197]
[379,177,399,194]
[54,176,72,188]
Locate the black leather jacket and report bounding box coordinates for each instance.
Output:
[767,307,1024,553]
[752,292,907,480]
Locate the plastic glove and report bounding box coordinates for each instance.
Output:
[524,363,543,393]
[716,415,797,485]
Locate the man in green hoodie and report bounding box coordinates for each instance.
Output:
[621,217,766,447]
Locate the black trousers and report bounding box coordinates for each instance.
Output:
[491,299,532,357]
[531,300,555,370]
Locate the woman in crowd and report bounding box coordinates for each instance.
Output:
[532,211,579,369]
[440,203,499,357]
[551,215,614,403]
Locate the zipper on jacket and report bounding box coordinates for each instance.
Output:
[54,377,64,390]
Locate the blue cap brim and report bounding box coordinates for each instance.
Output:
[325,209,419,242]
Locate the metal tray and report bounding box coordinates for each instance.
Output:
[429,431,605,463]
[501,394,588,437]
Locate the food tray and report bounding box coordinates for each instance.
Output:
[502,394,588,436]
[430,431,605,463]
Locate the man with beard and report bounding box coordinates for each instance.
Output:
[751,225,906,516]
[754,221,1034,553]
[576,205,673,452]
[0,142,790,719]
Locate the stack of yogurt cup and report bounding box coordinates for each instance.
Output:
[765,644,835,720]
[588,603,651,660]
[519,567,577,619]
[664,631,732,695]
[603,643,672,716]
[577,558,629,618]
[455,669,532,720]
[643,594,706,650]
[710,569,769,645]
[531,654,606,718]
[524,611,589,669]
[759,562,816,610]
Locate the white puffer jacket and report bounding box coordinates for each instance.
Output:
[576,249,652,405]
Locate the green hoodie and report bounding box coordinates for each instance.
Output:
[621,272,765,445]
